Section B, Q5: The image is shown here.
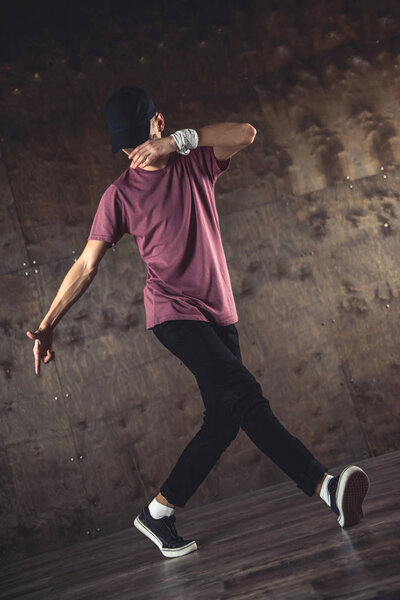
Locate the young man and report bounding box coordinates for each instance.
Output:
[27,86,369,559]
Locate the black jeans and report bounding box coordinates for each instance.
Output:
[152,319,328,508]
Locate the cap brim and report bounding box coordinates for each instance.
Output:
[111,120,151,154]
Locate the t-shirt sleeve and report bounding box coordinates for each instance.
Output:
[88,184,125,247]
[191,146,231,185]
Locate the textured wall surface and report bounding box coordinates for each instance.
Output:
[1,0,400,563]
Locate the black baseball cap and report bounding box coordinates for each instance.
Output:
[104,86,157,154]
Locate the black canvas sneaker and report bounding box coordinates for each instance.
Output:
[134,505,198,558]
[328,465,369,527]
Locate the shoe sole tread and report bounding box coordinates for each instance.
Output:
[336,466,369,527]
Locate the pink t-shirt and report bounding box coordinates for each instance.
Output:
[88,145,238,329]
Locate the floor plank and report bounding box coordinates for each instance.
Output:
[0,451,399,600]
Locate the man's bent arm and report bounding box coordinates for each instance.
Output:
[197,122,256,149]
[39,261,97,330]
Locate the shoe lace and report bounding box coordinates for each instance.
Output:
[163,514,184,541]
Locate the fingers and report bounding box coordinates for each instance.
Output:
[34,344,40,375]
[129,137,160,167]
[133,154,150,169]
[32,341,55,375]
[28,332,46,375]
[128,140,151,161]
[139,156,150,168]
[131,148,152,168]
[43,350,55,363]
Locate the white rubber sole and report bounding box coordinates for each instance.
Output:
[335,465,369,528]
[133,515,198,558]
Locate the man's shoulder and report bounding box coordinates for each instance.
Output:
[102,169,130,197]
[114,167,131,186]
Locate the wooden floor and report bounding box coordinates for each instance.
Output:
[1,451,399,600]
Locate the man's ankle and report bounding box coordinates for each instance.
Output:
[315,472,328,495]
[156,492,175,508]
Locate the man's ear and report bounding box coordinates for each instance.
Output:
[155,112,165,133]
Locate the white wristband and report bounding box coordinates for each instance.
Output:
[170,129,198,155]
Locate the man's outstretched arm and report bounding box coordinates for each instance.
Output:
[26,239,110,375]
[197,122,257,160]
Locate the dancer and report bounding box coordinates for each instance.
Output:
[26,86,369,559]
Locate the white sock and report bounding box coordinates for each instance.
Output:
[319,474,334,507]
[148,497,175,519]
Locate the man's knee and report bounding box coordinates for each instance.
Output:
[224,387,273,429]
[199,415,240,447]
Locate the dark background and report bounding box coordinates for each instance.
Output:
[1,0,400,563]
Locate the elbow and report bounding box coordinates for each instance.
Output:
[243,123,257,145]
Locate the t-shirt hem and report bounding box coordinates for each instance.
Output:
[88,234,115,245]
[147,312,238,329]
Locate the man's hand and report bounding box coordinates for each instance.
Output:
[26,324,55,375]
[128,134,178,169]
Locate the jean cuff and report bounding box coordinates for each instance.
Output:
[160,482,187,508]
[296,458,329,497]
